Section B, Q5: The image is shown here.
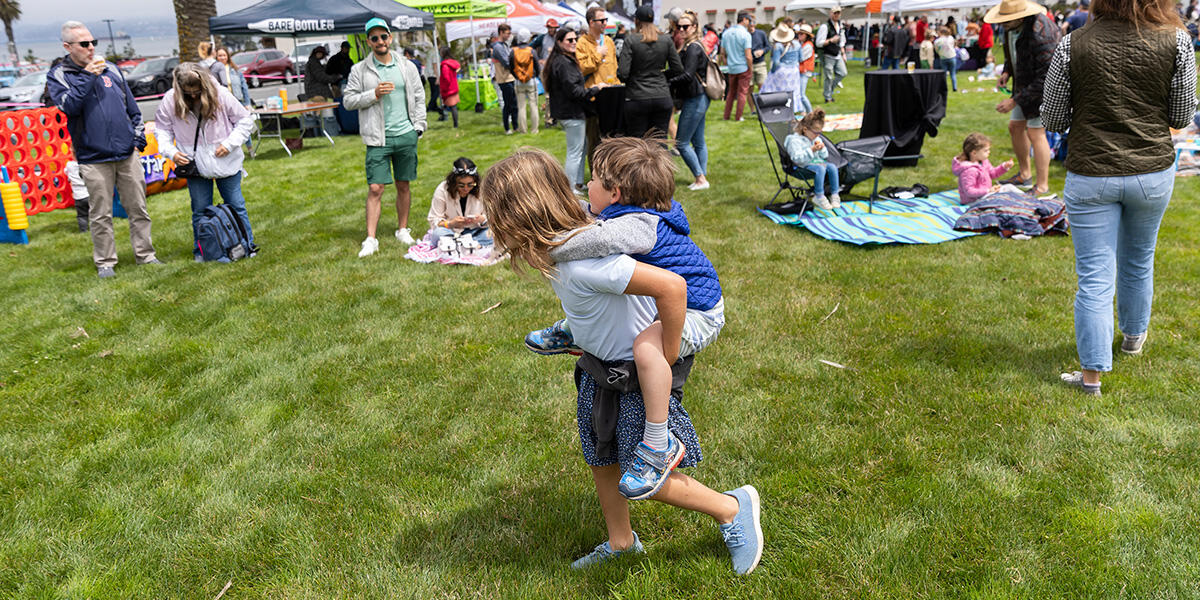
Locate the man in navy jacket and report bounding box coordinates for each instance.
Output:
[47,20,160,279]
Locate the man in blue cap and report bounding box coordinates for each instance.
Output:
[344,17,427,257]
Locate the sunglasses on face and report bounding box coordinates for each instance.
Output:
[71,39,98,48]
[369,33,390,42]
[679,23,693,29]
[590,17,607,23]
[563,37,578,43]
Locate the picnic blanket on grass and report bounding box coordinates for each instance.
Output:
[953,191,1069,238]
[404,240,501,266]
[824,113,863,132]
[759,190,981,245]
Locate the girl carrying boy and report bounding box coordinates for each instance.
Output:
[951,133,1014,204]
[784,108,840,210]
[481,147,762,574]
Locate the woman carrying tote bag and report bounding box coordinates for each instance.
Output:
[154,63,258,259]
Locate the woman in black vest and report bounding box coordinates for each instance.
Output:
[1040,0,1196,395]
[617,4,684,138]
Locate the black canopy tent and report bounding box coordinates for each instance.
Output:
[209,0,435,36]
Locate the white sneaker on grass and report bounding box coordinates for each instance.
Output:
[396,228,416,245]
[358,237,379,258]
[688,181,710,191]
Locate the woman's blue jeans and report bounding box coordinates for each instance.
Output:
[933,56,958,91]
[561,118,586,188]
[805,162,839,196]
[188,172,253,249]
[675,94,710,177]
[796,72,814,114]
[1063,165,1174,372]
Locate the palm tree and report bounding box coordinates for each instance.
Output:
[173,0,217,62]
[0,0,21,67]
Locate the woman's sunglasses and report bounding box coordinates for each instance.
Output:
[563,36,578,43]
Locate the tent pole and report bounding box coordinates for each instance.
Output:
[471,12,484,112]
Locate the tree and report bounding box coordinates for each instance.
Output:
[21,46,33,64]
[0,0,21,67]
[173,0,217,62]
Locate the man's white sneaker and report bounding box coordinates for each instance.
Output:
[358,236,379,257]
[688,181,710,191]
[396,228,416,245]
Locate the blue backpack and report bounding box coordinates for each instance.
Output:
[195,204,252,262]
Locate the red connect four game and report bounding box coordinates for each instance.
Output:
[0,107,75,216]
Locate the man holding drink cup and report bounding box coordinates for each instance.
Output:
[344,17,427,257]
[47,21,162,279]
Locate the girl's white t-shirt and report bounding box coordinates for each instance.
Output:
[548,254,657,362]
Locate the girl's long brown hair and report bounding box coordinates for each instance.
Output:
[480,148,592,275]
[172,62,220,121]
[1092,0,1183,29]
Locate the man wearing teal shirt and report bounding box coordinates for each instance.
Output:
[344,17,427,257]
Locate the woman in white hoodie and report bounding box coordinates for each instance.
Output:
[154,63,257,257]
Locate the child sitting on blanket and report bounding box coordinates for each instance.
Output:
[784,108,840,211]
[483,147,761,574]
[978,55,997,79]
[524,137,726,502]
[426,157,492,246]
[951,132,1015,204]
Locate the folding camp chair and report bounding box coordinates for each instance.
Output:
[754,92,911,214]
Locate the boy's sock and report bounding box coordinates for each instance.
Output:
[643,419,669,451]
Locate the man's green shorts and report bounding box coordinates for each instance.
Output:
[365,131,419,184]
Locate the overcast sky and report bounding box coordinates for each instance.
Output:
[25,0,261,25]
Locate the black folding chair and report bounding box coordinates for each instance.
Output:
[754,91,846,213]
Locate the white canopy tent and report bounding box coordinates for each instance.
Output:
[880,0,997,12]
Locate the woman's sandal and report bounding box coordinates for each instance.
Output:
[1060,371,1102,396]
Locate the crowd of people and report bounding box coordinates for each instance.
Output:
[41,0,1194,572]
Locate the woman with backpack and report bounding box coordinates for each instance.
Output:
[510,27,541,134]
[154,63,257,260]
[669,10,712,191]
[617,4,684,138]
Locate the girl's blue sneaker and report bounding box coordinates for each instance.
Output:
[720,485,763,575]
[617,433,685,500]
[570,531,644,569]
[524,319,582,356]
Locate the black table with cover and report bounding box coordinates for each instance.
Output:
[860,69,947,166]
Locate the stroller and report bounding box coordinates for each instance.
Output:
[754,91,896,214]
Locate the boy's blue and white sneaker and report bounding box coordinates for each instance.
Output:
[524,319,582,356]
[617,433,685,500]
[570,531,645,569]
[720,485,763,575]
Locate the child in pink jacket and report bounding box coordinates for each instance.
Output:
[951,133,1014,204]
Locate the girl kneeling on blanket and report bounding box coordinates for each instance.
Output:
[427,157,492,246]
[951,133,1015,204]
[784,108,839,211]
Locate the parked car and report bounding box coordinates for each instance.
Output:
[0,66,19,88]
[126,57,179,96]
[294,42,329,75]
[0,70,48,109]
[233,49,296,87]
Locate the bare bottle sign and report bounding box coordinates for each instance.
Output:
[247,18,336,33]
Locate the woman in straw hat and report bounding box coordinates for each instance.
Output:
[761,22,808,115]
[985,0,1059,195]
[1040,0,1196,396]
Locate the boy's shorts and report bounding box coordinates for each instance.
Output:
[365,131,419,184]
[681,298,725,358]
[576,370,704,471]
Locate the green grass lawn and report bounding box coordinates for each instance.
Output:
[3,60,1200,598]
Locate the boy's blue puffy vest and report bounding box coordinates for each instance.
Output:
[600,201,722,311]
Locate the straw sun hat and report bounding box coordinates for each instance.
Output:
[770,23,796,43]
[984,0,1045,23]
